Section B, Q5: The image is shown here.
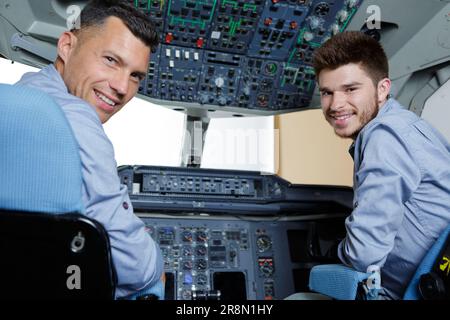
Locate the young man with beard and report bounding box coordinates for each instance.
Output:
[15,0,164,298]
[312,31,450,299]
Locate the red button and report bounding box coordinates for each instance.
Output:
[165,33,174,44]
[196,37,204,48]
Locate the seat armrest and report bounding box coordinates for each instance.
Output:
[122,279,165,300]
[309,264,370,300]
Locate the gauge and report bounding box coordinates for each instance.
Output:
[260,79,274,92]
[183,260,193,270]
[195,259,208,270]
[196,273,208,286]
[196,245,207,256]
[314,2,330,16]
[264,62,278,75]
[182,245,193,256]
[256,235,272,252]
[257,94,269,107]
[181,289,192,300]
[196,231,208,243]
[181,230,193,242]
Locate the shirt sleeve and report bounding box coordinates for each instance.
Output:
[65,107,163,298]
[338,123,421,272]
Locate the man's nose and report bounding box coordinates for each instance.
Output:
[330,91,346,111]
[110,71,129,97]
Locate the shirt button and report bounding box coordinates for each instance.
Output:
[123,202,129,210]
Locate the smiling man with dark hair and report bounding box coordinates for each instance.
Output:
[15,0,163,298]
[312,31,450,299]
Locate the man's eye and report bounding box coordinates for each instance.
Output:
[131,73,142,82]
[321,91,331,96]
[346,88,356,92]
[104,56,116,64]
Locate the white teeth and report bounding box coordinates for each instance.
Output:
[95,91,116,107]
[334,114,353,120]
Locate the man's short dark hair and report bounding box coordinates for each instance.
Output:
[73,0,159,52]
[313,31,389,86]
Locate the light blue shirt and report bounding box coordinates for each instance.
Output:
[16,65,163,298]
[338,98,450,299]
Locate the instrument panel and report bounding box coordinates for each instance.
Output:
[131,0,361,115]
[140,214,346,300]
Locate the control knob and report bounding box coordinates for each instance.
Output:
[214,77,225,88]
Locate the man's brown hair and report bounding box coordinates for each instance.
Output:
[72,0,159,53]
[313,31,389,86]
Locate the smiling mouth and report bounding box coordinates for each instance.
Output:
[329,113,355,128]
[94,90,118,108]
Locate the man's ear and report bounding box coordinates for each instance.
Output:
[57,31,78,63]
[377,78,391,104]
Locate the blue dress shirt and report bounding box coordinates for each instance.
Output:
[338,98,450,299]
[16,65,163,298]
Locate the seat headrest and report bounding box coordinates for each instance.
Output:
[0,84,83,214]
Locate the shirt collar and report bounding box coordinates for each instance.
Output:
[42,64,69,94]
[376,98,401,117]
[349,98,403,144]
[348,98,401,157]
